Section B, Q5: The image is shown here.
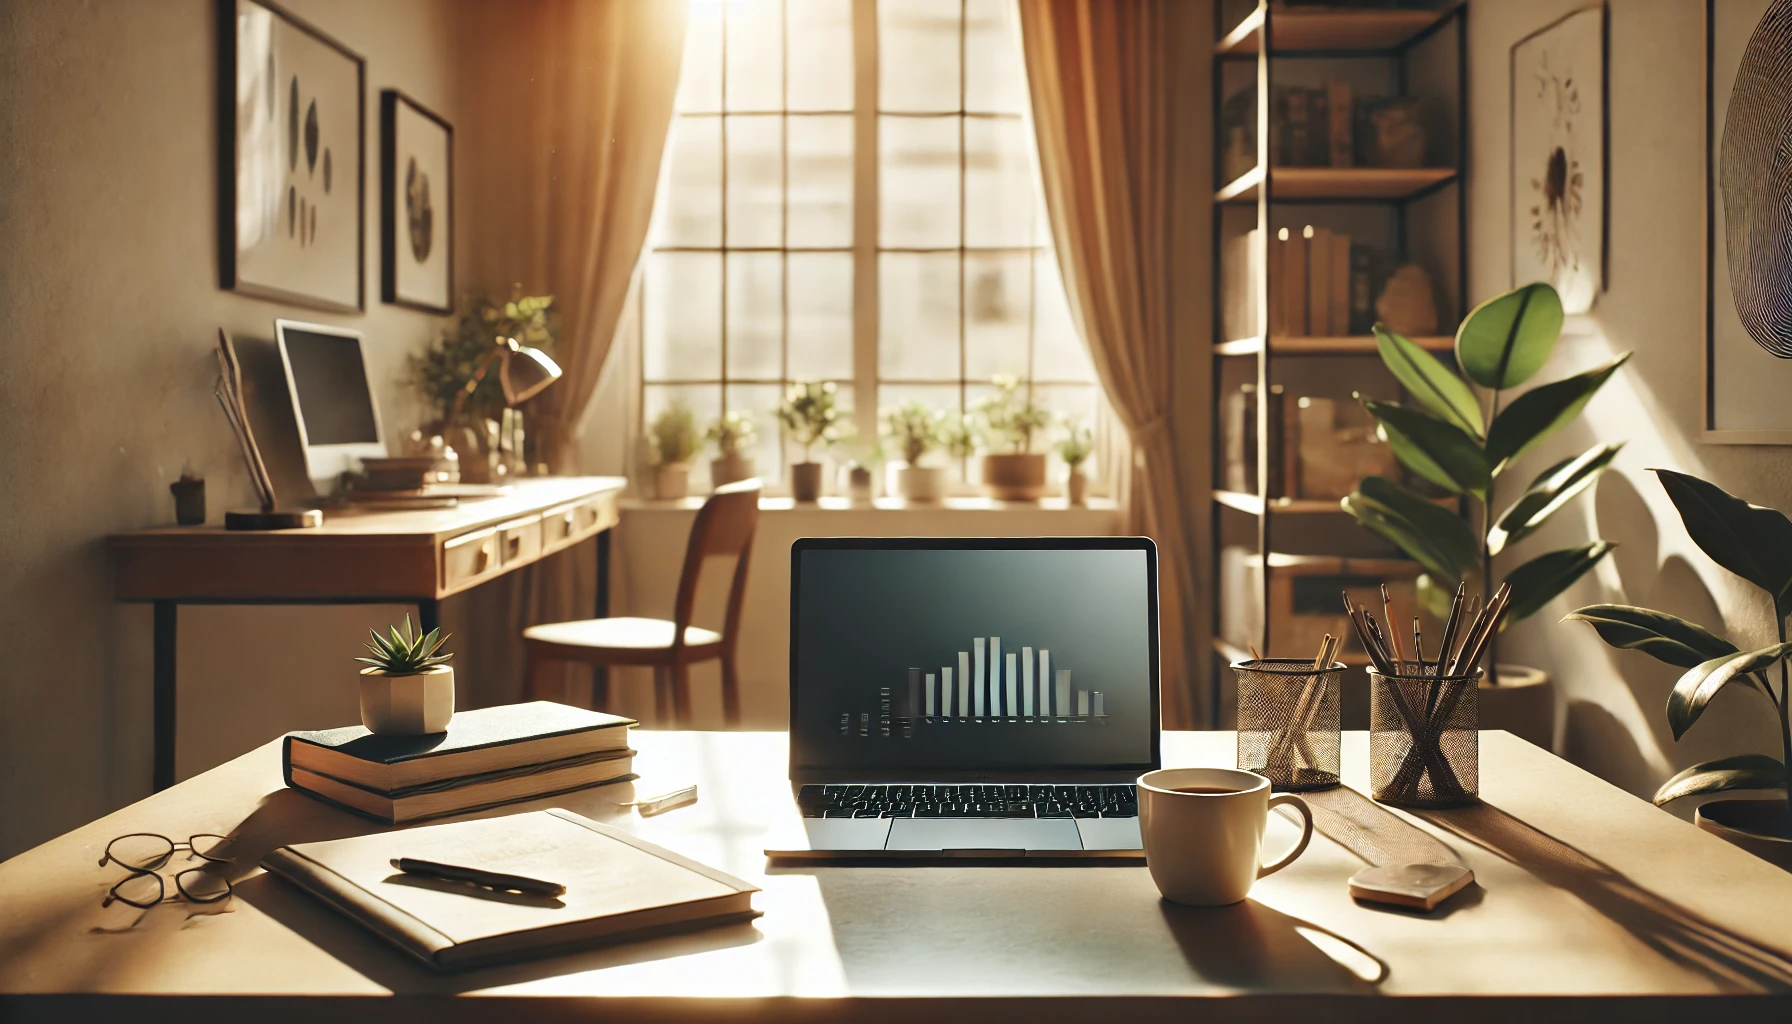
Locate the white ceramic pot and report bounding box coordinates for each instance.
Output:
[895,464,945,502]
[980,452,1047,501]
[790,461,824,502]
[1696,798,1792,872]
[1479,663,1553,749]
[655,464,690,500]
[710,453,755,488]
[1066,468,1089,506]
[358,665,455,735]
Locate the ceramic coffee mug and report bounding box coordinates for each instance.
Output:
[1137,766,1315,906]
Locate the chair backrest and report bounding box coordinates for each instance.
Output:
[670,479,762,650]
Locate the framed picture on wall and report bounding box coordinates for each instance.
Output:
[1706,0,1792,443]
[217,0,365,312]
[1509,4,1607,315]
[380,90,453,314]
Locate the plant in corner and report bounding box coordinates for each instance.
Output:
[1341,281,1630,684]
[706,410,759,490]
[778,380,842,502]
[1566,471,1792,860]
[1056,417,1095,506]
[973,374,1053,501]
[648,403,700,500]
[355,615,455,736]
[883,401,946,502]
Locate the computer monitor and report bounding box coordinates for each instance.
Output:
[274,319,387,493]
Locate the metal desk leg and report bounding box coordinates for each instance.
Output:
[416,597,440,636]
[594,528,612,697]
[153,600,177,792]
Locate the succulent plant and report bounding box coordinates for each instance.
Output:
[356,615,453,676]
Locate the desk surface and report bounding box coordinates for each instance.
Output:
[5,730,1792,1022]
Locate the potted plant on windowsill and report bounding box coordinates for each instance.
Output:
[778,380,842,502]
[648,402,700,500]
[1567,471,1792,869]
[1057,417,1095,506]
[356,615,454,735]
[974,374,1052,501]
[1339,282,1629,743]
[883,401,946,503]
[706,410,758,489]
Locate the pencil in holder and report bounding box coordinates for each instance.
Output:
[1234,659,1343,791]
[1369,665,1480,808]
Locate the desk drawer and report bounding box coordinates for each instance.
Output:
[443,527,503,591]
[498,516,543,566]
[543,503,581,551]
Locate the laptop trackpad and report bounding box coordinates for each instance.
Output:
[801,817,895,851]
[885,818,1084,852]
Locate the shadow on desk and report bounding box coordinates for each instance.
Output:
[1160,900,1388,989]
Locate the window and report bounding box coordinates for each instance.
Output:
[641,0,1100,490]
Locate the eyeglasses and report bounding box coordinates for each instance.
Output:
[99,832,236,909]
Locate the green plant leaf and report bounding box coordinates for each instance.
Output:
[1654,469,1792,618]
[1362,401,1490,497]
[1342,476,1478,582]
[1489,443,1623,555]
[1415,573,1458,622]
[1455,282,1565,390]
[1375,326,1483,437]
[1502,541,1615,623]
[1561,604,1740,669]
[1668,643,1792,740]
[1485,356,1630,469]
[1653,754,1787,805]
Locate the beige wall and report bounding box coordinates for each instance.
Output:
[0,0,467,858]
[1467,0,1786,806]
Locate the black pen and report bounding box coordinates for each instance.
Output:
[390,857,567,897]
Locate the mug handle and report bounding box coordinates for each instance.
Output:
[1257,793,1314,879]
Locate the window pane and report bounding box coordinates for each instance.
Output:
[964,251,1030,380]
[725,0,783,112]
[646,383,724,489]
[723,385,785,485]
[645,253,722,381]
[727,253,783,379]
[964,0,1027,115]
[1032,250,1095,381]
[879,252,960,379]
[964,117,1033,248]
[677,4,723,113]
[880,116,961,248]
[788,0,853,111]
[661,117,721,248]
[879,0,962,113]
[789,252,854,378]
[788,115,853,247]
[726,115,782,247]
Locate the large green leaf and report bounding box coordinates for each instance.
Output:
[1488,443,1623,555]
[1501,541,1615,623]
[1667,642,1792,740]
[1456,282,1565,390]
[1561,603,1740,669]
[1342,476,1479,582]
[1653,754,1787,806]
[1363,401,1490,498]
[1416,573,1460,622]
[1375,326,1483,437]
[1655,469,1792,618]
[1485,356,1630,469]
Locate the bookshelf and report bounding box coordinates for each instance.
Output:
[1208,1,1468,726]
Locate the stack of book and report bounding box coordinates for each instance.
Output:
[284,702,637,824]
[1220,227,1376,341]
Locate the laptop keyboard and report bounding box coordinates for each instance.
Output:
[799,783,1138,819]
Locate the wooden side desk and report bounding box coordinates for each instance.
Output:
[108,476,625,791]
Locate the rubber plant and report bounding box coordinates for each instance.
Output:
[1566,471,1792,819]
[1341,281,1630,681]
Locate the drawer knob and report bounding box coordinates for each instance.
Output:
[563,511,576,530]
[474,544,491,572]
[507,534,523,558]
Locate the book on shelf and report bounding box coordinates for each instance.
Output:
[1222,227,1265,341]
[1278,230,1308,339]
[1306,227,1333,336]
[1327,79,1353,168]
[1329,232,1351,337]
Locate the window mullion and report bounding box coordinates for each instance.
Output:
[851,0,879,444]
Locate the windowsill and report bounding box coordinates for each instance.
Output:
[621,495,1120,514]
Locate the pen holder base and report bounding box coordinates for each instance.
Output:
[1369,667,1480,808]
[225,507,324,530]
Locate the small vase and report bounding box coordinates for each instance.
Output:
[358,666,455,735]
[791,461,823,502]
[895,464,945,502]
[980,452,1047,501]
[655,465,691,500]
[1066,468,1089,506]
[848,464,874,503]
[710,453,756,489]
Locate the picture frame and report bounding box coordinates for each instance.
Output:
[1705,0,1792,443]
[380,90,454,314]
[1509,4,1607,315]
[216,0,365,313]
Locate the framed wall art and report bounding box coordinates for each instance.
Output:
[380,90,453,314]
[1510,4,1607,315]
[217,0,364,312]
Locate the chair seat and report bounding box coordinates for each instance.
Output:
[524,616,722,653]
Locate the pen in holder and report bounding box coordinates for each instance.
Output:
[1369,664,1480,808]
[1235,658,1343,791]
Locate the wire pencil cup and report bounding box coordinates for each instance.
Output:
[1235,659,1343,791]
[1369,666,1480,808]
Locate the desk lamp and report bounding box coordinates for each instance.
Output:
[447,335,563,428]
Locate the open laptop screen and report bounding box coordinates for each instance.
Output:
[790,538,1159,777]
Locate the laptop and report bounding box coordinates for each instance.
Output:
[767,537,1160,859]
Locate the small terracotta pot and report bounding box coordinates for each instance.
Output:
[710,453,756,488]
[655,465,690,500]
[1478,663,1554,749]
[1696,797,1792,872]
[981,452,1047,501]
[790,461,823,502]
[848,464,875,503]
[1066,468,1089,506]
[895,464,945,502]
[358,666,455,735]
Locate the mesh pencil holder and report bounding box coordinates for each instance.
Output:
[1369,665,1481,808]
[1234,659,1343,791]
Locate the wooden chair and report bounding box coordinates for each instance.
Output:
[524,479,761,726]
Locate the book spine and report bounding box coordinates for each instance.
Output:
[1350,245,1375,335]
[1306,227,1332,337]
[1286,89,1309,168]
[1284,229,1308,339]
[1330,232,1351,338]
[1328,79,1352,168]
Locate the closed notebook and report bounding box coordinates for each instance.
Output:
[262,808,761,971]
[284,701,636,792]
[289,748,638,825]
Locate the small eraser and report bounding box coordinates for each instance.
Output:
[1349,862,1473,910]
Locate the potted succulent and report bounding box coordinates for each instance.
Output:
[648,402,700,500]
[355,615,455,735]
[1340,282,1627,745]
[974,374,1052,501]
[1567,471,1792,868]
[706,410,759,489]
[778,380,842,502]
[1056,417,1095,505]
[883,401,946,502]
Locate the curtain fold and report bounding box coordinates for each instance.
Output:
[1018,0,1201,726]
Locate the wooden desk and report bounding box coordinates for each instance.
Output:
[108,477,625,791]
[5,729,1792,1021]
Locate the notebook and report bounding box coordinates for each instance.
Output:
[289,748,638,824]
[261,808,761,971]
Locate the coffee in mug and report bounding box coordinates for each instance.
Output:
[1136,767,1314,906]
